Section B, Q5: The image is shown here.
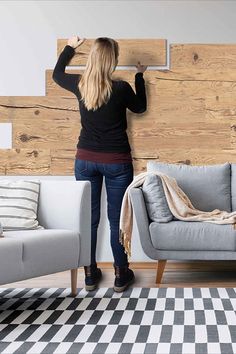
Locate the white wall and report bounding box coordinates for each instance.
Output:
[1,0,236,95]
[0,0,236,261]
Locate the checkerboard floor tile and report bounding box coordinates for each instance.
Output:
[0,287,236,353]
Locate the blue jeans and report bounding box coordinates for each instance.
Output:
[74,159,134,267]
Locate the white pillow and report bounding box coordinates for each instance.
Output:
[0,179,44,231]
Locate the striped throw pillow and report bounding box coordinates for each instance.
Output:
[0,180,44,231]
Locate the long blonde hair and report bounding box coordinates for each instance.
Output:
[78,37,119,111]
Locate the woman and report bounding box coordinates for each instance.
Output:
[53,35,147,292]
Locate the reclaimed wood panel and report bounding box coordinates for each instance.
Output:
[3,146,234,176]
[47,69,233,126]
[46,69,236,125]
[0,96,80,117]
[46,69,158,97]
[146,148,236,165]
[57,44,235,82]
[2,42,236,175]
[32,73,234,152]
[13,119,80,149]
[0,97,81,149]
[0,150,7,175]
[50,149,76,175]
[50,149,156,175]
[169,44,236,81]
[57,38,167,66]
[0,149,51,175]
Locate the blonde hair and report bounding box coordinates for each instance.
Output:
[78,37,119,111]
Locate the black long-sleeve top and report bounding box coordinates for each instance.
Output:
[52,45,147,153]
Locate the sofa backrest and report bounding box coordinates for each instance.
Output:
[0,175,90,227]
[147,162,231,212]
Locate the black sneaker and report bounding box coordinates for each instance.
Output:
[84,264,102,291]
[113,263,135,292]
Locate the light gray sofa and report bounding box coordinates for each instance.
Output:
[0,178,91,296]
[130,162,236,284]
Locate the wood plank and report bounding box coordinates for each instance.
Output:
[50,149,156,175]
[46,70,81,96]
[132,158,159,174]
[46,66,236,100]
[46,69,155,96]
[51,149,76,175]
[0,96,80,116]
[50,148,236,176]
[144,148,236,165]
[0,150,7,175]
[171,44,236,70]
[230,124,236,147]
[0,167,6,175]
[47,69,236,129]
[0,149,51,175]
[169,44,236,80]
[131,132,230,151]
[57,38,167,66]
[0,96,81,149]
[14,119,80,149]
[0,97,16,122]
[2,262,236,289]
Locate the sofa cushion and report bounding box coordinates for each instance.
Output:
[4,229,80,279]
[150,221,236,251]
[0,179,44,231]
[147,162,231,212]
[142,174,173,222]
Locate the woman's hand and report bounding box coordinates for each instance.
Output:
[136,61,147,73]
[67,35,86,49]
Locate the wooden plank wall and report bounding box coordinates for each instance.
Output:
[1,39,236,175]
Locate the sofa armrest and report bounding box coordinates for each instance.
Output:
[129,187,157,259]
[37,180,91,267]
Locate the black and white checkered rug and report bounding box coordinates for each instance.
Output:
[0,287,236,354]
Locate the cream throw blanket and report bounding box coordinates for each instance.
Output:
[119,171,236,259]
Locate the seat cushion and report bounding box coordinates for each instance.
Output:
[4,229,80,279]
[150,221,236,251]
[147,162,231,212]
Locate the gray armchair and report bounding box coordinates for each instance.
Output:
[130,161,236,284]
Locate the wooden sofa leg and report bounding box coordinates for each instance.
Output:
[156,260,167,285]
[71,268,78,296]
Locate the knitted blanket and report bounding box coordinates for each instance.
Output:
[119,171,236,259]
